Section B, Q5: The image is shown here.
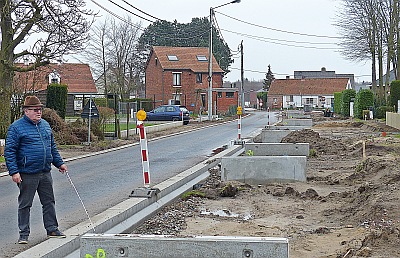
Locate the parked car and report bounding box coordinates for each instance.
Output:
[145,105,190,125]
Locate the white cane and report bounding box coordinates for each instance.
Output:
[65,171,95,232]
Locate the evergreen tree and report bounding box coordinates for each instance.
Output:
[138,18,233,73]
[263,65,275,91]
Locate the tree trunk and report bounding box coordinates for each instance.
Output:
[0,1,15,138]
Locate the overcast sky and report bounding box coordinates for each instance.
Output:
[81,0,371,83]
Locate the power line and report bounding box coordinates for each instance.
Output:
[107,0,155,23]
[221,29,341,50]
[89,0,144,30]
[121,0,161,21]
[215,10,342,39]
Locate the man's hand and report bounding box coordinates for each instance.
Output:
[59,164,68,174]
[12,173,22,184]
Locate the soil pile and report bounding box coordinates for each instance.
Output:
[133,119,400,258]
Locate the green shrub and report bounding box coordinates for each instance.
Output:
[46,83,68,119]
[334,92,342,114]
[389,80,400,112]
[341,89,356,117]
[354,89,374,119]
[375,106,394,119]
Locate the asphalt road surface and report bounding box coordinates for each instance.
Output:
[0,111,277,257]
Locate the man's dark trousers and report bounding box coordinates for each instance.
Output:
[18,172,59,237]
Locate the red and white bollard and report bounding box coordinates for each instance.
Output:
[130,110,159,198]
[137,121,150,187]
[238,114,242,140]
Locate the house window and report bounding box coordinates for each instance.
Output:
[167,55,178,61]
[273,98,277,103]
[305,98,314,104]
[217,92,222,98]
[196,73,202,83]
[173,73,181,86]
[226,92,234,98]
[196,55,207,62]
[48,70,60,84]
[290,95,294,102]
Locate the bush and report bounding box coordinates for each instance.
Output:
[46,83,68,119]
[42,108,80,145]
[354,89,374,119]
[334,92,342,114]
[341,89,356,117]
[375,106,394,119]
[389,80,400,111]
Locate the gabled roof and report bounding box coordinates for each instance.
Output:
[268,78,350,95]
[14,63,97,94]
[150,46,224,73]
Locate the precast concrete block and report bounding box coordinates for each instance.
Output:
[221,156,307,183]
[269,125,310,130]
[245,143,309,156]
[80,234,289,258]
[257,130,292,143]
[281,119,313,126]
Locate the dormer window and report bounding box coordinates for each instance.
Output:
[49,69,60,84]
[167,55,179,61]
[196,55,207,62]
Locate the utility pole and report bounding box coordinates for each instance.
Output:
[240,40,245,111]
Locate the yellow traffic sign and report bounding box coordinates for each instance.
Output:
[137,109,147,121]
[237,106,242,115]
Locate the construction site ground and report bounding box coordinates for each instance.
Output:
[132,117,400,258]
[2,115,400,257]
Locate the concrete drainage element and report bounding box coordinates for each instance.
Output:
[80,234,289,258]
[244,143,310,156]
[221,156,307,184]
[280,118,313,126]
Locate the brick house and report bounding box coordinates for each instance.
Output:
[267,78,351,110]
[145,46,237,114]
[14,63,97,115]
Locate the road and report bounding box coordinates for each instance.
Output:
[0,111,277,257]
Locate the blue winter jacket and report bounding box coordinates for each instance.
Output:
[5,115,64,176]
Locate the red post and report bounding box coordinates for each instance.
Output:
[137,121,150,187]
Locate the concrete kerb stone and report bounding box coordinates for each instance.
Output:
[245,143,310,156]
[81,234,289,258]
[14,144,243,258]
[221,156,307,184]
[280,119,313,127]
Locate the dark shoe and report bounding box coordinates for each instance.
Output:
[18,236,28,244]
[47,230,66,238]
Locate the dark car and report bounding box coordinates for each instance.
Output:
[145,105,190,125]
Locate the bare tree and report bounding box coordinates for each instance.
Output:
[83,19,111,97]
[84,16,144,101]
[336,0,400,105]
[0,0,95,137]
[107,17,143,101]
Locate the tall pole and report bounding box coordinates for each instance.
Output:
[208,7,213,121]
[240,40,245,111]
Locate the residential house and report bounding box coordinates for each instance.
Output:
[294,67,355,88]
[223,80,264,108]
[267,78,351,110]
[14,63,97,115]
[145,46,237,114]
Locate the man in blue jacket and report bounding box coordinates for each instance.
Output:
[5,95,68,244]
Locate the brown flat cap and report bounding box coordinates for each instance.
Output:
[23,95,44,107]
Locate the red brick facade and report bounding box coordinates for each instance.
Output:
[145,46,235,114]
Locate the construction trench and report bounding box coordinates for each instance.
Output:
[16,115,314,258]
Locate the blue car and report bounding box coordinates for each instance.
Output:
[145,105,190,125]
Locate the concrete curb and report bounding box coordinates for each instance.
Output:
[14,144,243,258]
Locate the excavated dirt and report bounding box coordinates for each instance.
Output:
[132,118,400,258]
[3,115,400,257]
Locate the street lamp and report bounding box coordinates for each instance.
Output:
[208,0,241,121]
